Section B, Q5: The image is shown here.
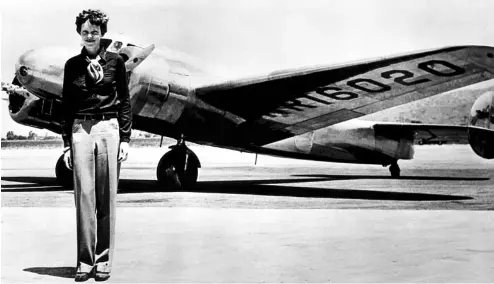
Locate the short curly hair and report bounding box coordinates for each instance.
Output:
[75,9,109,36]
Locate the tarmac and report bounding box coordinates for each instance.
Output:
[1,145,494,282]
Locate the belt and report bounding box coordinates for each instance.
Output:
[75,113,118,121]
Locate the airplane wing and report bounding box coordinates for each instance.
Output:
[195,45,494,146]
[373,122,494,159]
[372,122,469,144]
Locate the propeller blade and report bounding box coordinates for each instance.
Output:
[12,76,22,86]
[125,44,155,72]
[2,81,12,92]
[1,82,10,100]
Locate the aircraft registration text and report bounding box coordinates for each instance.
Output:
[266,59,466,117]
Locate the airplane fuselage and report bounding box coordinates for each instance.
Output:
[5,41,492,170]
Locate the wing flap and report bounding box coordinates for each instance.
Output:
[373,122,469,144]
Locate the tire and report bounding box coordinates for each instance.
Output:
[389,163,401,178]
[55,155,73,188]
[156,149,199,190]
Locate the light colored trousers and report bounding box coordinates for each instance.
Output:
[71,118,120,273]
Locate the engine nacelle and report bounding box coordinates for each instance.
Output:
[468,91,494,159]
[265,120,414,165]
[313,120,415,161]
[129,72,188,124]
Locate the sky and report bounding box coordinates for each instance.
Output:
[2,0,494,137]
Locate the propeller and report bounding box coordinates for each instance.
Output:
[125,44,155,72]
[1,82,9,101]
[1,77,29,101]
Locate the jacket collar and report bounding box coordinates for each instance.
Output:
[81,46,108,63]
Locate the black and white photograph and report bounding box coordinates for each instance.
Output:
[1,0,493,282]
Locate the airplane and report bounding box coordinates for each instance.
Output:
[2,37,493,189]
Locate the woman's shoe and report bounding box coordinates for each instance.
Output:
[74,272,90,282]
[95,271,111,282]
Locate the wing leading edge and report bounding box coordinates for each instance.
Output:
[196,45,494,146]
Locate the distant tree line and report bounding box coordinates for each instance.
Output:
[3,131,59,141]
[2,130,161,141]
[131,130,160,138]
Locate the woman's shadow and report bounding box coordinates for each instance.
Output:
[23,267,76,279]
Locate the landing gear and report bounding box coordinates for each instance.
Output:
[389,160,401,178]
[55,154,73,188]
[156,136,200,189]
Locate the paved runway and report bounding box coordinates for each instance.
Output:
[2,145,493,209]
[1,145,493,282]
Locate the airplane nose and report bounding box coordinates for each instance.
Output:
[13,47,70,97]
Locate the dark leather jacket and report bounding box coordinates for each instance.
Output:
[61,46,132,147]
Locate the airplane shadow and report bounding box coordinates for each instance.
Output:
[190,180,472,201]
[1,177,65,192]
[0,176,346,193]
[2,175,475,201]
[120,176,474,201]
[291,174,490,181]
[23,267,75,279]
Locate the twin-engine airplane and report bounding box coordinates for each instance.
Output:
[2,37,493,189]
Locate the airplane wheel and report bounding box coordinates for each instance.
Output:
[156,148,199,190]
[389,162,401,178]
[55,154,73,188]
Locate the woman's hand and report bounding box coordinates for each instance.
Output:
[63,147,72,169]
[118,142,129,163]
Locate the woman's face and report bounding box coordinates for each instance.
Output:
[80,19,102,53]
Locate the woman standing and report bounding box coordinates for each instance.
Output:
[61,9,132,282]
